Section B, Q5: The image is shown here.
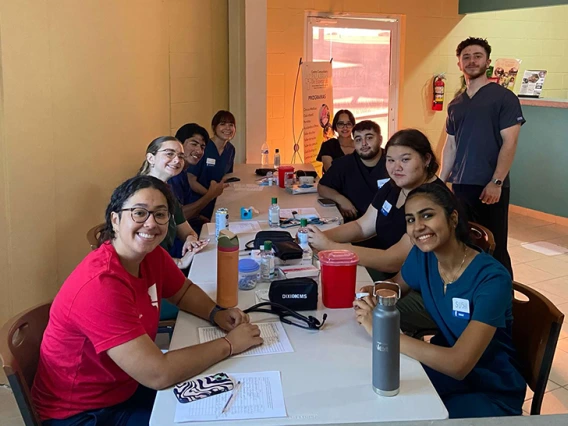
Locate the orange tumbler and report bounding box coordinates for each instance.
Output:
[216,229,239,308]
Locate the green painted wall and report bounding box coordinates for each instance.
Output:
[459,0,568,14]
[510,105,568,218]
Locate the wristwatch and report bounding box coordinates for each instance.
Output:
[492,178,503,186]
[208,305,226,326]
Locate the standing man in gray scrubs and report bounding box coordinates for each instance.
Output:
[440,37,525,278]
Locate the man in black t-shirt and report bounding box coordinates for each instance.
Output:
[318,120,389,248]
[440,37,525,277]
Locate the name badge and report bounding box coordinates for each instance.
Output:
[452,297,470,320]
[380,200,392,216]
[377,178,390,189]
[206,158,216,167]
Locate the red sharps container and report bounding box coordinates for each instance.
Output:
[318,250,359,308]
[277,166,294,188]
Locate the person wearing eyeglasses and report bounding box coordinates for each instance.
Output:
[316,109,356,173]
[138,136,201,271]
[32,175,263,425]
[186,110,237,220]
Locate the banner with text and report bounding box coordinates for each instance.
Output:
[301,62,334,164]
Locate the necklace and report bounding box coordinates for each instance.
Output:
[439,246,469,294]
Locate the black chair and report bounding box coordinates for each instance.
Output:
[0,303,51,426]
[512,281,564,415]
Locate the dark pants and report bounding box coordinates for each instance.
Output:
[43,385,156,426]
[452,184,513,278]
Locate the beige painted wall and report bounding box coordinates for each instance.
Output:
[0,0,229,325]
[266,0,568,162]
[169,0,229,136]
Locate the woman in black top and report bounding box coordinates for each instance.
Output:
[316,109,356,172]
[308,129,444,274]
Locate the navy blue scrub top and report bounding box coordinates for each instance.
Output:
[168,171,193,207]
[446,83,525,187]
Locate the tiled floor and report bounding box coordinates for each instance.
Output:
[2,212,568,424]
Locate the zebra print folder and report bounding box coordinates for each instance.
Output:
[173,372,235,403]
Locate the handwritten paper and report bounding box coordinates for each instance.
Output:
[198,322,294,357]
[174,371,287,422]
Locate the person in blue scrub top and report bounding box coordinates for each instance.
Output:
[354,183,526,419]
[169,123,226,221]
[187,110,236,219]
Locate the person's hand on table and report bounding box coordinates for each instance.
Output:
[214,308,250,331]
[306,225,334,252]
[224,323,264,355]
[208,180,227,198]
[337,197,358,220]
[182,235,199,255]
[353,286,377,336]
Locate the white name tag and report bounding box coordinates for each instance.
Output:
[380,200,392,216]
[452,297,470,320]
[377,178,390,189]
[206,158,216,166]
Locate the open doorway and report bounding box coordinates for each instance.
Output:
[305,13,400,140]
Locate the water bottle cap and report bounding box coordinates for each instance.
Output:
[271,197,277,204]
[376,289,398,306]
[264,240,273,250]
[275,149,279,153]
[300,218,308,227]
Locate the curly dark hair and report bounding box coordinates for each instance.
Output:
[98,175,176,245]
[456,37,491,58]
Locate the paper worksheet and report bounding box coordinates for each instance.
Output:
[198,322,294,357]
[206,221,261,236]
[174,371,287,423]
[280,208,319,220]
[232,183,264,192]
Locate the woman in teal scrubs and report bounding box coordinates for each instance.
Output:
[354,183,526,418]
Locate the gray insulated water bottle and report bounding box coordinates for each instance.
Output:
[372,288,400,396]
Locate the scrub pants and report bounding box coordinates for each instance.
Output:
[423,364,522,418]
[42,385,156,426]
[366,268,438,335]
[452,184,513,279]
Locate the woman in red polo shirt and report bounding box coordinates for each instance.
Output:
[32,175,263,425]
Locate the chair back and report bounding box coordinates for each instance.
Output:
[86,223,105,250]
[0,303,51,426]
[469,221,495,255]
[512,281,564,415]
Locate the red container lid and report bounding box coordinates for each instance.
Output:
[318,250,359,266]
[278,165,294,172]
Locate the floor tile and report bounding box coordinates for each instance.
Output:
[525,257,568,279]
[509,216,554,229]
[513,263,558,284]
[547,236,568,250]
[530,277,568,300]
[548,349,568,386]
[525,379,560,401]
[510,226,565,244]
[523,387,568,415]
[508,236,523,248]
[509,245,548,265]
[557,338,568,354]
[522,285,567,307]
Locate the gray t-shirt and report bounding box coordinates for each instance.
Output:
[446,83,526,187]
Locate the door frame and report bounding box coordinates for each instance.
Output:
[304,12,401,138]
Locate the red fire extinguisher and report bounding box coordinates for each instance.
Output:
[432,73,446,111]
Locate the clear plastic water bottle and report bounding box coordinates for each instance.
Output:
[268,197,280,228]
[296,218,312,262]
[261,143,269,167]
[372,287,400,397]
[274,149,281,168]
[260,241,275,281]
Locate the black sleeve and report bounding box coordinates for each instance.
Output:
[316,139,337,161]
[500,90,526,130]
[319,161,344,192]
[371,183,390,210]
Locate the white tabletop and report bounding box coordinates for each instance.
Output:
[150,164,448,425]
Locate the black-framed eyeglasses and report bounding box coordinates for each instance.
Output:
[120,208,171,225]
[157,149,185,160]
[336,122,353,129]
